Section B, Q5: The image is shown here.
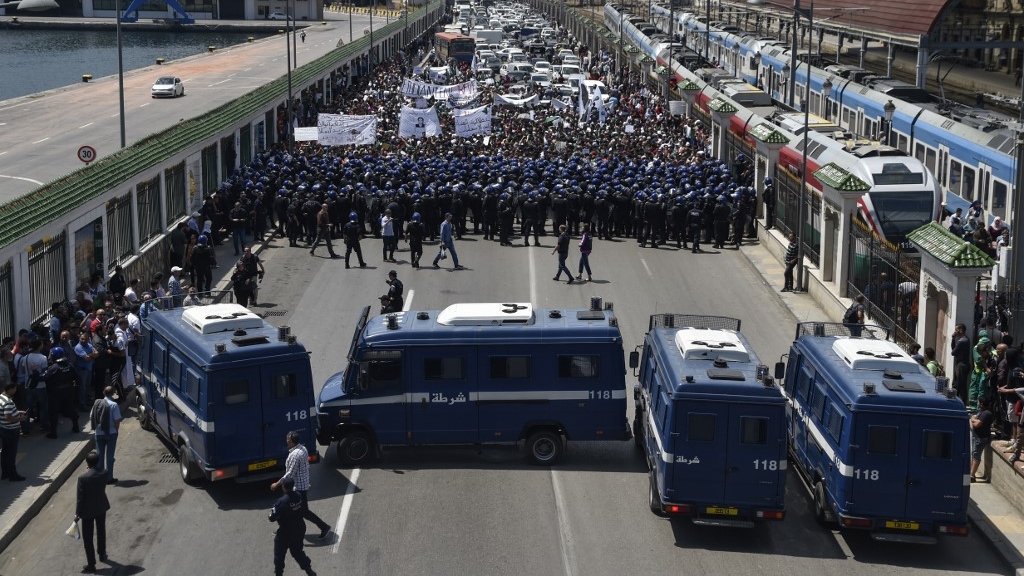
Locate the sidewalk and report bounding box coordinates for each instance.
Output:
[0,233,257,555]
[744,226,1024,575]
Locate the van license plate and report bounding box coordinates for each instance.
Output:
[247,459,278,471]
[706,507,739,516]
[884,521,919,530]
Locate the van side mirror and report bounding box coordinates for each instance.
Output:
[774,362,785,380]
[628,350,640,369]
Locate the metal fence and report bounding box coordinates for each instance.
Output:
[106,193,134,268]
[648,313,742,331]
[845,218,921,348]
[137,175,162,246]
[794,321,891,340]
[166,162,187,223]
[201,143,219,195]
[0,262,13,341]
[27,232,67,327]
[774,169,822,268]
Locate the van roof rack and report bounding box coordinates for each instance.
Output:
[436,302,534,326]
[182,303,263,335]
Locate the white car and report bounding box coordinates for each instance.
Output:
[533,60,552,74]
[151,76,184,98]
[268,12,291,20]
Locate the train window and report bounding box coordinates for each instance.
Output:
[963,166,976,200]
[896,134,908,153]
[841,106,851,127]
[740,417,769,445]
[872,163,923,185]
[826,405,844,442]
[922,430,952,459]
[914,143,925,164]
[424,357,465,380]
[949,160,963,195]
[867,425,899,455]
[687,413,716,442]
[925,148,937,174]
[993,180,1008,220]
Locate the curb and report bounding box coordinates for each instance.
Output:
[0,436,93,555]
[968,499,1024,575]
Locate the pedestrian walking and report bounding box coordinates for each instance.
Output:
[552,224,574,284]
[90,386,122,485]
[268,477,317,576]
[75,450,110,574]
[342,211,367,269]
[432,212,464,269]
[381,208,397,262]
[782,233,798,292]
[0,381,27,481]
[405,212,425,268]
[575,223,593,282]
[271,431,332,541]
[309,204,338,258]
[842,295,866,337]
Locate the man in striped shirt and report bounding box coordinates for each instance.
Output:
[271,431,331,540]
[0,381,27,481]
[782,233,798,292]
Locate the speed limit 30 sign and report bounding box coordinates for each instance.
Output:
[77,145,96,164]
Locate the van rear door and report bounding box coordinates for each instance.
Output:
[905,416,970,522]
[263,364,318,452]
[213,366,266,470]
[724,404,786,507]
[671,403,728,505]
[849,416,911,519]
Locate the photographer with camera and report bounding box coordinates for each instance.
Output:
[379,270,404,314]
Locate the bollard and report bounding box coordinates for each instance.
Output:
[208,45,216,52]
[82,74,92,82]
[156,57,165,65]
[247,36,254,42]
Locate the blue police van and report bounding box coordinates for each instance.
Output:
[630,314,787,527]
[316,300,631,466]
[775,323,970,543]
[136,303,319,484]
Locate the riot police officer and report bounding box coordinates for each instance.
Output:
[405,212,426,268]
[268,477,316,576]
[342,212,367,269]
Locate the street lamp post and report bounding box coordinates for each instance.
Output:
[821,77,832,120]
[882,99,895,144]
[116,0,126,149]
[749,0,815,292]
[285,0,295,153]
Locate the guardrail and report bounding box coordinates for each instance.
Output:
[0,0,443,252]
[327,4,408,18]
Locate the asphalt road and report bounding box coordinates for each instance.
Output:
[0,13,379,203]
[0,234,1010,576]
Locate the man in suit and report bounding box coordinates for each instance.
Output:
[75,450,110,573]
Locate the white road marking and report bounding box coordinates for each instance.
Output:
[528,244,537,305]
[330,468,361,554]
[0,174,44,185]
[551,470,579,576]
[640,258,652,277]
[0,151,7,156]
[79,122,94,129]
[111,113,119,117]
[32,137,49,144]
[403,289,414,311]
[208,79,232,87]
[139,103,150,107]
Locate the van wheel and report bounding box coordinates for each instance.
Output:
[813,481,830,525]
[632,417,644,451]
[526,430,562,465]
[648,470,666,516]
[136,394,153,431]
[337,431,374,466]
[179,443,201,485]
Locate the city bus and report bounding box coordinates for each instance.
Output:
[435,32,476,64]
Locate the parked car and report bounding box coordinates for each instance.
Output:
[151,76,184,98]
[268,12,291,20]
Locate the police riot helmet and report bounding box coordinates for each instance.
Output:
[412,212,421,222]
[198,235,208,245]
[349,211,359,221]
[764,176,773,185]
[50,346,64,360]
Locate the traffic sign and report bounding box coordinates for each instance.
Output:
[77,145,96,164]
